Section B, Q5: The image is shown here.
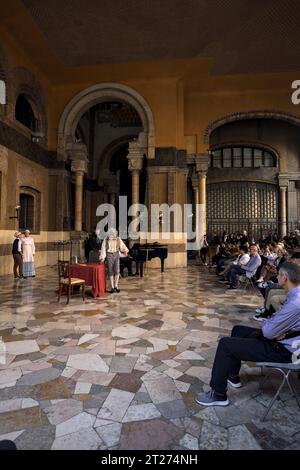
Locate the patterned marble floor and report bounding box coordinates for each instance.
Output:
[0,264,299,450]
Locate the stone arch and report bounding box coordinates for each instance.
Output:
[8,66,48,142]
[204,110,300,144]
[57,83,155,159]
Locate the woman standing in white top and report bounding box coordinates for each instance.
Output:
[22,230,36,277]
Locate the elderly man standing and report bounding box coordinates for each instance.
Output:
[12,231,23,279]
[21,229,36,278]
[195,262,300,407]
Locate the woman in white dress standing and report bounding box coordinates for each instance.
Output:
[22,230,36,277]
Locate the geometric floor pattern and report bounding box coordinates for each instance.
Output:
[0,264,299,450]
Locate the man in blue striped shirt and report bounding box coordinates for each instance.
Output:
[196,262,300,407]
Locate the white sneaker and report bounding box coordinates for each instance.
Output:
[227,377,242,388]
[255,306,265,314]
[258,282,268,288]
[252,314,265,322]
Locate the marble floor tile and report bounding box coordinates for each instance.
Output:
[95,422,122,447]
[5,340,40,356]
[52,427,102,450]
[55,411,95,437]
[122,403,161,422]
[97,389,134,422]
[66,354,109,372]
[0,264,297,450]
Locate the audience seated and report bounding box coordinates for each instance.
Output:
[226,244,261,290]
[217,245,250,278]
[196,261,300,407]
[253,252,300,321]
[256,245,287,287]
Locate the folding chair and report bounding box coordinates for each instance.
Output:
[238,275,258,294]
[255,361,300,421]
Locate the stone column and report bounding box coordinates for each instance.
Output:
[192,175,200,249]
[195,153,209,245]
[127,142,144,209]
[279,179,288,238]
[70,144,88,233]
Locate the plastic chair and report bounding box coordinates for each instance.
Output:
[255,361,300,421]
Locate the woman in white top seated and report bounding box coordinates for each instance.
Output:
[218,246,250,277]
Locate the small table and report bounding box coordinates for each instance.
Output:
[70,263,106,298]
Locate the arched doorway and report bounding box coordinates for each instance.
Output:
[57,83,155,233]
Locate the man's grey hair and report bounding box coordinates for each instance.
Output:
[279,262,300,285]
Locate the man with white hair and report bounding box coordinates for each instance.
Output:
[100,228,128,293]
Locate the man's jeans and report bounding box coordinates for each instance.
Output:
[229,266,247,287]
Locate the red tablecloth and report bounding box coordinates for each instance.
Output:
[70,263,106,298]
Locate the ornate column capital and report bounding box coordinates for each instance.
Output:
[69,143,88,174]
[194,153,209,174]
[127,139,145,172]
[71,159,88,174]
[278,174,289,188]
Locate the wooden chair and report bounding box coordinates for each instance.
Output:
[57,260,85,304]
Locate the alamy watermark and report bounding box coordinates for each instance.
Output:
[95,196,204,250]
[0,79,6,105]
[291,80,300,105]
[0,337,6,365]
[292,339,300,365]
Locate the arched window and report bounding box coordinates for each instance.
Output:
[19,193,34,231]
[19,187,41,233]
[209,146,276,168]
[15,94,37,131]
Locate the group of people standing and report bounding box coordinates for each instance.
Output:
[12,230,36,279]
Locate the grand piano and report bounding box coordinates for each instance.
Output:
[130,242,168,277]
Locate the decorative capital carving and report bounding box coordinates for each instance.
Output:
[71,159,88,174]
[194,153,209,174]
[127,139,145,172]
[69,143,88,174]
[278,174,289,188]
[0,145,8,175]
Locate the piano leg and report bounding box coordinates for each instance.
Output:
[161,259,165,273]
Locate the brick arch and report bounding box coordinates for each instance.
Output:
[204,110,300,144]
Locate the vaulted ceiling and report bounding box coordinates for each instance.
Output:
[3,0,300,76]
